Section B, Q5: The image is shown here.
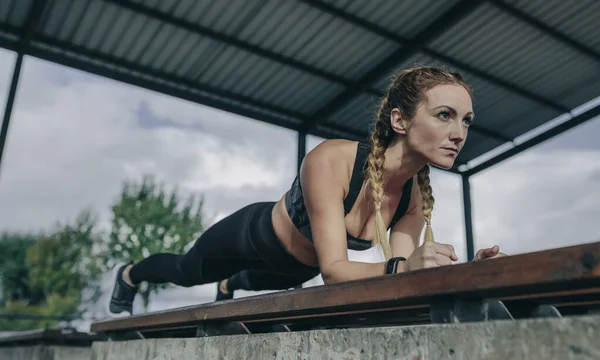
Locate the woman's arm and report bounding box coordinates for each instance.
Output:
[390,177,458,269]
[301,142,387,284]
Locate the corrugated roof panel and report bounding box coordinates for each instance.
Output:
[234,0,397,78]
[86,4,121,51]
[501,0,600,54]
[169,35,215,78]
[162,32,202,75]
[0,0,14,23]
[67,0,106,47]
[292,79,345,115]
[464,74,561,139]
[319,0,463,38]
[325,93,380,133]
[185,42,344,113]
[430,2,600,109]
[557,74,600,110]
[40,0,69,37]
[138,23,178,68]
[3,0,31,27]
[150,27,190,71]
[54,0,91,42]
[372,52,445,92]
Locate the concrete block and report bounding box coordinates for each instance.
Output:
[0,345,91,360]
[91,314,600,360]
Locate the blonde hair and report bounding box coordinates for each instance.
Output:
[366,66,472,260]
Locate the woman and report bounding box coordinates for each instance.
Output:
[108,66,506,317]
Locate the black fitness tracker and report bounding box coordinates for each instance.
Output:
[385,256,407,274]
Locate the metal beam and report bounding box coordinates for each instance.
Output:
[0,21,373,143]
[103,0,382,97]
[462,174,475,261]
[0,37,366,147]
[0,0,45,178]
[0,54,22,178]
[297,131,306,173]
[463,104,600,177]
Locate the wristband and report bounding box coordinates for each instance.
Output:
[385,257,407,274]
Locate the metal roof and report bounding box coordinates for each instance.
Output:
[1,0,599,175]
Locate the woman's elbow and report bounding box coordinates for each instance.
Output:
[320,260,345,285]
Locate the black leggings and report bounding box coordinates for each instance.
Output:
[129,202,320,292]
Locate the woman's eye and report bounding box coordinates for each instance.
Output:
[463,118,473,126]
[438,111,451,120]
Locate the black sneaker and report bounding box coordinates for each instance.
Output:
[108,262,137,317]
[215,281,234,301]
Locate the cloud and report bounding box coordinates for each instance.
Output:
[471,148,600,255]
[0,55,296,234]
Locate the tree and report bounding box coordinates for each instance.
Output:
[25,209,103,313]
[0,232,40,307]
[104,175,205,310]
[0,210,103,331]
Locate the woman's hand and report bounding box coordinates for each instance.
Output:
[473,245,507,261]
[402,241,458,272]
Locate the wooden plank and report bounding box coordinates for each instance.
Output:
[91,241,600,334]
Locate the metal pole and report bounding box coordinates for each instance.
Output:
[297,131,306,173]
[0,53,24,179]
[462,173,475,261]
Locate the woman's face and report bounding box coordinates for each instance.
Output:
[395,84,474,169]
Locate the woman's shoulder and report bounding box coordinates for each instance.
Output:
[305,138,358,163]
[301,139,358,182]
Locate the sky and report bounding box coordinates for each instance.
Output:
[1,49,600,328]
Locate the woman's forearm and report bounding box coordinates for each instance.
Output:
[321,259,399,284]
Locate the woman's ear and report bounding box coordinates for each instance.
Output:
[390,108,407,135]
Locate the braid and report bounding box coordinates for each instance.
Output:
[365,93,395,260]
[417,165,435,242]
[367,130,392,260]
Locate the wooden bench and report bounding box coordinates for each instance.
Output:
[91,241,600,340]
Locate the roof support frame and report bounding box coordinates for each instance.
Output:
[102,0,383,97]
[298,0,570,143]
[297,0,515,145]
[0,32,367,145]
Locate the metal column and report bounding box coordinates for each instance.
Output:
[0,54,24,178]
[0,0,45,180]
[462,173,475,261]
[297,131,306,173]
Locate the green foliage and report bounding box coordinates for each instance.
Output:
[25,209,102,305]
[0,210,103,331]
[104,175,205,310]
[0,294,78,331]
[0,232,40,307]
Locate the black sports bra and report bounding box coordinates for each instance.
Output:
[284,140,413,251]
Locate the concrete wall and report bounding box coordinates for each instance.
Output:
[0,345,91,360]
[91,314,600,360]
